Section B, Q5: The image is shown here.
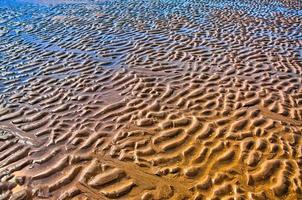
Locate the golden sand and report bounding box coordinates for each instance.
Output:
[0,0,301,199]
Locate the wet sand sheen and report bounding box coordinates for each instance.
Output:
[0,0,302,199]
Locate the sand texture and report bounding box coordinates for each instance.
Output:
[0,0,302,199]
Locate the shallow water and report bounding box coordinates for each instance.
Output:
[0,0,302,199]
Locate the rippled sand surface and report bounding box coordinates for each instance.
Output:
[0,0,302,199]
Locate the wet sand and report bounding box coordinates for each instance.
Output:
[0,0,302,199]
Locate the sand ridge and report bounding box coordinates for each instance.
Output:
[0,0,302,199]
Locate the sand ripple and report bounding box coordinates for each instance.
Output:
[0,0,302,199]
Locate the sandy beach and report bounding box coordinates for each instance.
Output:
[0,0,301,199]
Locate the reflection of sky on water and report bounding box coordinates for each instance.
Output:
[0,0,301,93]
[0,0,301,17]
[204,0,302,18]
[0,0,71,6]
[0,0,45,7]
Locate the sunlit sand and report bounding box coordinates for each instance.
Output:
[0,0,301,199]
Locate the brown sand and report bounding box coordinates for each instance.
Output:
[0,0,302,199]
